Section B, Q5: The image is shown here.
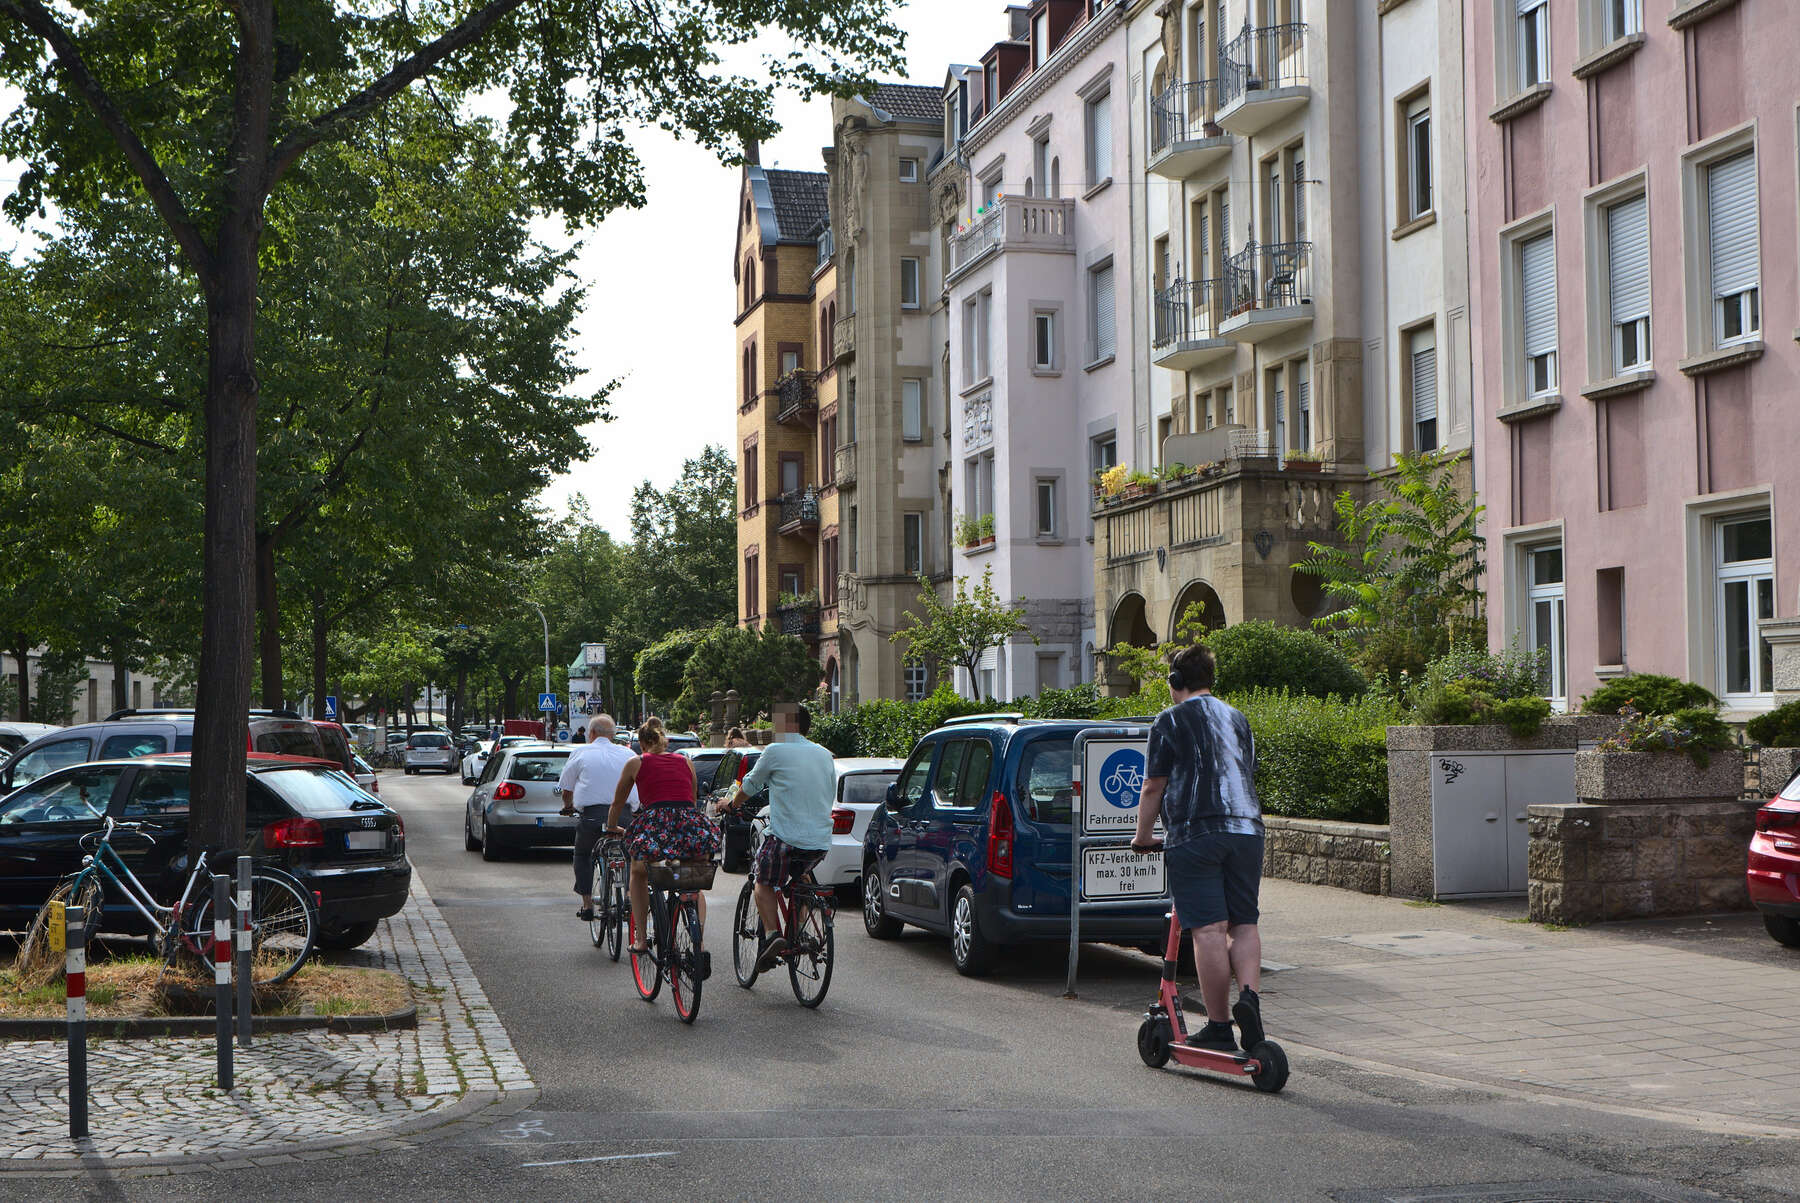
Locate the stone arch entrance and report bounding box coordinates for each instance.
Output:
[1169,580,1226,641]
[1109,592,1157,650]
[824,658,840,713]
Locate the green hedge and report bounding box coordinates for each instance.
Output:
[1203,621,1368,700]
[1747,700,1800,749]
[1580,673,1719,717]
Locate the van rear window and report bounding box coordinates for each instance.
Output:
[1015,738,1074,824]
[508,754,570,782]
[255,729,325,757]
[841,773,898,805]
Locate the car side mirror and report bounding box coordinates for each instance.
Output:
[885,782,902,811]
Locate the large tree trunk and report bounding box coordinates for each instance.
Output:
[310,589,328,720]
[10,638,29,722]
[257,535,283,710]
[500,671,523,721]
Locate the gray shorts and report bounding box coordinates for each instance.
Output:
[1166,832,1264,929]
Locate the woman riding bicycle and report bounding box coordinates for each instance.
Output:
[607,717,719,957]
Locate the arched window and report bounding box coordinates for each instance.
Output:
[1025,177,1035,197]
[744,256,757,309]
[1050,157,1061,198]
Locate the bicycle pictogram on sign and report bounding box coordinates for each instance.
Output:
[1098,749,1146,810]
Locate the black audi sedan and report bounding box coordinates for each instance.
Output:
[0,753,410,951]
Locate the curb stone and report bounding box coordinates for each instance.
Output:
[0,1006,418,1042]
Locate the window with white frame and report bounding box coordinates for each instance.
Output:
[963,293,992,384]
[903,512,924,576]
[1603,0,1641,42]
[1085,91,1112,185]
[982,174,1001,208]
[1035,478,1058,538]
[1526,543,1567,705]
[900,258,921,309]
[1519,231,1558,396]
[1605,192,1651,372]
[904,660,928,703]
[1403,95,1432,221]
[901,379,923,442]
[1034,310,1057,371]
[1088,262,1116,362]
[1716,514,1774,699]
[1033,11,1050,65]
[1033,137,1049,198]
[1706,150,1760,347]
[1091,434,1118,474]
[1516,0,1550,90]
[1409,326,1439,452]
[899,157,919,183]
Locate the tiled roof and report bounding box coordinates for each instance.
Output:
[866,83,943,124]
[764,169,830,242]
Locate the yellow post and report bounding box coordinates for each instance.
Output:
[48,900,65,955]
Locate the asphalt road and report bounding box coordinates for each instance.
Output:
[24,772,1800,1201]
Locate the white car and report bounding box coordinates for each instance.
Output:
[748,758,904,899]
[0,723,61,757]
[462,735,546,784]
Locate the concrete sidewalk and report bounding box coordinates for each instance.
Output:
[1246,880,1800,1133]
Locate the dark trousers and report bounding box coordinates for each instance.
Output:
[573,815,609,896]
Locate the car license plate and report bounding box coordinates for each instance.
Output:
[536,817,546,827]
[345,830,385,851]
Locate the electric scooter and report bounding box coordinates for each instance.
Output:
[1135,894,1290,1093]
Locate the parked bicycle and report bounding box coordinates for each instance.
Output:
[589,836,629,962]
[18,816,317,986]
[626,856,715,1024]
[730,870,835,1008]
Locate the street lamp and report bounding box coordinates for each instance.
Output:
[526,600,551,700]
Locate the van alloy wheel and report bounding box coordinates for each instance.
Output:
[951,894,973,963]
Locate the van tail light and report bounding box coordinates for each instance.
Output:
[493,783,526,802]
[986,790,1015,878]
[831,807,855,836]
[264,817,325,849]
[1755,803,1800,833]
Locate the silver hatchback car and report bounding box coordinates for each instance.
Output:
[403,731,459,775]
[464,745,575,861]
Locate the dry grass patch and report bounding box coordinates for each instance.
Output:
[0,952,410,1021]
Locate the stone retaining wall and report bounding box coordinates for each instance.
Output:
[1262,816,1390,896]
[1526,800,1760,924]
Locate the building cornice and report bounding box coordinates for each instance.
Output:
[961,3,1126,158]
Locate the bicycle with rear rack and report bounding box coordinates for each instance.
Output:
[588,836,629,962]
[18,815,317,986]
[729,869,835,1008]
[618,852,715,1024]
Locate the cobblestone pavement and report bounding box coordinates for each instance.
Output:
[0,871,533,1170]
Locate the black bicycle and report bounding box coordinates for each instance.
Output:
[589,837,629,962]
[731,872,835,1008]
[626,857,715,1024]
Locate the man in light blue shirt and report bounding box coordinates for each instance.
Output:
[737,704,835,970]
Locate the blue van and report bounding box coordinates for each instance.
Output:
[860,716,1170,976]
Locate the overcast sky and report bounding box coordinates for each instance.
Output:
[1,1,975,537]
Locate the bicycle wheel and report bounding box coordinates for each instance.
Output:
[630,893,663,1002]
[16,875,102,981]
[605,874,626,963]
[591,855,613,950]
[788,893,835,1009]
[669,897,704,1025]
[731,879,761,988]
[189,869,316,987]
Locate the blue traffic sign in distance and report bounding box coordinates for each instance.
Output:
[1098,748,1146,810]
[323,696,339,720]
[538,692,559,712]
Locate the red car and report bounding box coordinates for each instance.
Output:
[1748,769,1800,949]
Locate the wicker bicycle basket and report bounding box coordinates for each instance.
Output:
[646,859,718,892]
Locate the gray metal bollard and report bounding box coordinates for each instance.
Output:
[235,856,252,1048]
[212,875,233,1091]
[66,904,89,1139]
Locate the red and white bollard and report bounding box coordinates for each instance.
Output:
[212,875,233,1091]
[235,856,252,1048]
[66,903,89,1139]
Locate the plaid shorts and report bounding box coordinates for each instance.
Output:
[753,834,827,887]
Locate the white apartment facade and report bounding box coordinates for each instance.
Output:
[939,0,1137,700]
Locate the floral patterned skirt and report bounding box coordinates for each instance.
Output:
[624,802,720,863]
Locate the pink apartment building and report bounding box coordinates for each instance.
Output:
[1468,0,1800,714]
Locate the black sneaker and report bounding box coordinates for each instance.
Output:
[755,935,788,973]
[1187,1020,1238,1053]
[698,951,713,981]
[1233,988,1265,1050]
[576,907,595,922]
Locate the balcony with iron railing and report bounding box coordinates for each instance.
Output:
[947,196,1075,284]
[777,488,820,536]
[777,599,823,639]
[1217,22,1310,137]
[1220,240,1314,342]
[1148,81,1233,179]
[775,371,819,427]
[832,315,855,364]
[1152,277,1234,370]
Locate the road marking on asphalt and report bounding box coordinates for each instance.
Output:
[522,1151,678,1168]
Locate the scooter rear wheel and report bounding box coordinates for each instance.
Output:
[1136,1017,1173,1068]
[1248,1040,1289,1093]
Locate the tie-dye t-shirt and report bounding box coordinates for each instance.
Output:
[1144,694,1262,846]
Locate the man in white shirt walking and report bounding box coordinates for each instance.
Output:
[558,714,639,921]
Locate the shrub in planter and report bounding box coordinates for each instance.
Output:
[1581,673,1719,717]
[1597,704,1736,768]
[1235,690,1406,824]
[1746,700,1800,749]
[1202,621,1367,701]
[1413,643,1553,737]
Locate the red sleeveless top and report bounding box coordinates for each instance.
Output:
[635,752,695,807]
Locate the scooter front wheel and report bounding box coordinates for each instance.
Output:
[1136,1016,1173,1068]
[1248,1040,1289,1093]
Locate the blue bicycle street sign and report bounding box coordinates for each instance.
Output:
[1097,749,1145,810]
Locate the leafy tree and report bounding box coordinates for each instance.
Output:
[1297,450,1485,684]
[635,627,718,712]
[615,447,738,646]
[0,0,903,851]
[672,624,818,733]
[891,570,1037,700]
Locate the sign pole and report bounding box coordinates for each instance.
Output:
[235,856,253,1048]
[65,904,89,1140]
[212,875,234,1091]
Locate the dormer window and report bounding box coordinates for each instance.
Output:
[1033,13,1049,66]
[985,66,997,114]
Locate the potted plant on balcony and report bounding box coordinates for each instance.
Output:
[1284,449,1324,473]
[776,588,821,611]
[955,513,997,550]
[1158,461,1198,487]
[1094,463,1128,505]
[1120,470,1159,500]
